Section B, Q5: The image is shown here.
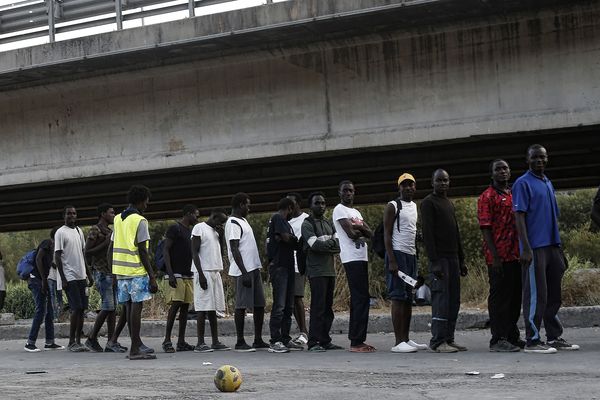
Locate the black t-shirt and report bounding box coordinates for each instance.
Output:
[165,222,193,277]
[31,239,53,279]
[267,213,296,268]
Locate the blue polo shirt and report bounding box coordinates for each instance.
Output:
[512,170,561,249]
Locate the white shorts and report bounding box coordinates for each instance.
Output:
[194,270,225,312]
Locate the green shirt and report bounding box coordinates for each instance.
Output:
[301,216,340,278]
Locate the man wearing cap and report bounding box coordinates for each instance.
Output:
[383,173,428,353]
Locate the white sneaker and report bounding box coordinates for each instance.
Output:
[406,339,428,350]
[292,333,308,346]
[391,342,418,353]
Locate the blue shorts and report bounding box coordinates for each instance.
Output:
[117,276,152,304]
[94,270,116,311]
[385,250,417,302]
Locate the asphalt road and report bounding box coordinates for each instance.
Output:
[1,327,599,399]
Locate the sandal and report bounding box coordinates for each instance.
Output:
[176,342,195,352]
[162,341,176,353]
[127,353,157,360]
[349,343,377,353]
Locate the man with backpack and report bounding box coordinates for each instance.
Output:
[383,173,428,353]
[24,228,65,352]
[301,192,342,352]
[162,204,199,353]
[55,205,93,352]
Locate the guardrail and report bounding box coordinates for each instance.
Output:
[0,0,274,46]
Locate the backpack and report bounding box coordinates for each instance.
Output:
[372,199,402,259]
[17,249,37,280]
[154,238,166,272]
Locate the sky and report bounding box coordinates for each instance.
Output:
[0,0,287,52]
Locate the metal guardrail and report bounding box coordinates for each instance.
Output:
[0,0,274,46]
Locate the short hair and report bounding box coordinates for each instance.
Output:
[488,159,506,175]
[286,192,302,207]
[97,203,113,218]
[210,208,227,217]
[278,197,295,211]
[338,180,353,190]
[431,169,447,180]
[127,185,151,205]
[62,205,76,217]
[307,191,325,206]
[231,192,250,210]
[182,204,198,216]
[50,226,59,239]
[526,143,545,156]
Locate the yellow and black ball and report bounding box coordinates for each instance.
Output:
[214,365,243,392]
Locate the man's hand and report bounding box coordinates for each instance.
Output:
[460,263,468,277]
[561,248,569,270]
[87,276,94,288]
[431,261,444,279]
[241,273,252,288]
[520,247,533,268]
[41,281,48,296]
[61,278,69,290]
[388,258,399,274]
[199,275,208,291]
[149,276,159,294]
[490,256,503,275]
[354,238,366,249]
[168,275,178,289]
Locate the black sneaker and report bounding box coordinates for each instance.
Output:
[211,342,231,351]
[285,341,304,351]
[234,342,256,352]
[24,343,41,353]
[252,340,270,350]
[105,341,126,353]
[547,338,580,351]
[447,341,468,351]
[524,341,557,354]
[490,339,520,352]
[308,344,326,352]
[510,339,526,349]
[85,338,104,353]
[44,343,65,350]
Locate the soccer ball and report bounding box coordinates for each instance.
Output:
[214,365,243,392]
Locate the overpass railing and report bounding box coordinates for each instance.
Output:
[0,0,276,47]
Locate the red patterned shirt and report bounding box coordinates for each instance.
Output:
[477,186,520,265]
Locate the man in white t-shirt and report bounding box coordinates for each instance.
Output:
[225,193,268,352]
[191,209,230,352]
[333,180,375,353]
[383,173,428,353]
[286,192,309,346]
[54,205,93,352]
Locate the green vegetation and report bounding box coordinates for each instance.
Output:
[1,188,598,318]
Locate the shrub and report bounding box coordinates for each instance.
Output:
[4,281,35,319]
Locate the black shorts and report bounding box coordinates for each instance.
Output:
[235,269,266,311]
[65,279,89,312]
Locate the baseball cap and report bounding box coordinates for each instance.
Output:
[397,173,416,186]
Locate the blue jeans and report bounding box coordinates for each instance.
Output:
[28,277,54,345]
[269,264,295,344]
[48,278,63,321]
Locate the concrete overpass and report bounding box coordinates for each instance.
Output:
[1,0,600,231]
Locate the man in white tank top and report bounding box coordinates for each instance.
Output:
[383,173,427,353]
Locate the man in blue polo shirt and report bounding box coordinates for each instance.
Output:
[513,144,579,354]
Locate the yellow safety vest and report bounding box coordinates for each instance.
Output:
[112,213,148,277]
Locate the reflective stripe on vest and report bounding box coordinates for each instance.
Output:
[112,213,148,277]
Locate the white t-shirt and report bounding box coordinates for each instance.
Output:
[288,212,309,273]
[389,200,418,255]
[333,204,368,263]
[48,266,63,290]
[54,225,87,282]
[225,216,262,276]
[191,222,224,272]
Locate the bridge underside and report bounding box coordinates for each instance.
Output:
[1,127,598,232]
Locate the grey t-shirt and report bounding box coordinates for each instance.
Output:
[54,225,87,282]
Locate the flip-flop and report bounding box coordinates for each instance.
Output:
[349,344,376,353]
[162,341,176,353]
[127,353,157,360]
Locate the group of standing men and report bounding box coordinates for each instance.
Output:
[20,143,582,358]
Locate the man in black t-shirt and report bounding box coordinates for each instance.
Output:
[25,227,64,352]
[162,204,199,353]
[266,197,300,353]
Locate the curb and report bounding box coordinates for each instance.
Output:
[1,306,599,341]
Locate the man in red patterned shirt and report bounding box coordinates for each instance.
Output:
[477,159,524,352]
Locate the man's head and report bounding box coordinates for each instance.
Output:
[489,159,510,185]
[231,192,251,217]
[286,192,303,218]
[207,208,228,229]
[278,197,296,221]
[127,185,151,212]
[97,203,115,225]
[182,204,199,226]
[308,191,326,218]
[338,180,355,206]
[432,169,450,196]
[526,144,548,175]
[397,173,416,201]
[63,205,77,227]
